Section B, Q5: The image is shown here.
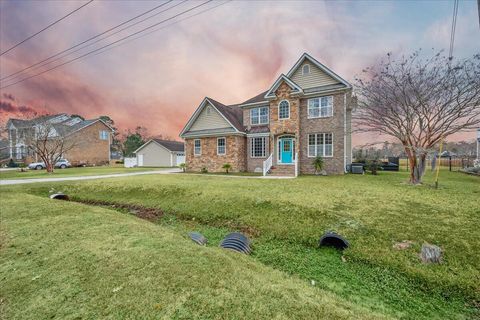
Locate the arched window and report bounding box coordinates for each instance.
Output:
[278,100,290,119]
[302,64,310,75]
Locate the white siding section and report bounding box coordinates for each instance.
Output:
[189,103,232,131]
[290,61,339,89]
[136,141,173,167]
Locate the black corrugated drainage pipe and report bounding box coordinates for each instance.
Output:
[49,193,69,201]
[188,232,207,245]
[319,231,349,250]
[220,232,251,254]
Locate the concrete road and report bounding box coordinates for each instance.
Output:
[0,168,182,186]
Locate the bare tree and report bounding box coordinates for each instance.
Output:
[355,51,480,184]
[25,117,78,173]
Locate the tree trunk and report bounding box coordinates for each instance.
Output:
[405,147,422,184]
[46,162,54,173]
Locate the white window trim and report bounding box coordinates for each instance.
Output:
[278,100,290,120]
[307,133,334,158]
[250,136,267,158]
[217,137,226,155]
[302,63,310,75]
[250,106,269,126]
[194,139,201,156]
[307,96,333,119]
[99,130,109,140]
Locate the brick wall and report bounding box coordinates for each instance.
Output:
[299,92,347,174]
[185,135,246,172]
[64,121,111,166]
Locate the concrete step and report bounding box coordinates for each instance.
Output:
[269,165,295,176]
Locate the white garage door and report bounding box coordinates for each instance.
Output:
[137,154,144,166]
[176,153,185,166]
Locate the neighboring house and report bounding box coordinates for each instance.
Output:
[6,113,114,166]
[0,139,9,160]
[180,53,355,176]
[134,139,185,167]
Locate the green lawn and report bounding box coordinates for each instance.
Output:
[0,166,164,180]
[1,170,479,319]
[0,193,386,319]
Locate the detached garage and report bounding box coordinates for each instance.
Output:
[134,139,185,167]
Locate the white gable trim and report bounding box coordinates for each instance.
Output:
[179,97,239,137]
[264,74,303,99]
[286,53,351,88]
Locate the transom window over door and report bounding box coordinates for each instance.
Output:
[217,137,226,155]
[250,107,269,125]
[308,96,333,118]
[308,133,333,157]
[194,139,201,155]
[278,100,290,119]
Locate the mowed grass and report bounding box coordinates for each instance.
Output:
[0,193,386,320]
[1,170,479,318]
[0,166,163,180]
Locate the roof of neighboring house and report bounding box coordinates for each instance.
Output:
[8,114,67,128]
[152,139,184,152]
[206,97,244,132]
[7,114,114,136]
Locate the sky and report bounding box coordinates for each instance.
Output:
[0,0,479,145]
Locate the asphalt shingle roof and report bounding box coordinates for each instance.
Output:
[153,139,184,152]
[207,97,244,132]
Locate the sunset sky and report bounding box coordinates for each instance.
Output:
[1,0,479,145]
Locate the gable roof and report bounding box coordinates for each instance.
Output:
[180,97,244,137]
[152,139,184,152]
[286,52,351,88]
[264,74,303,99]
[135,139,184,154]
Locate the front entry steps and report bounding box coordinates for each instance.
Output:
[268,164,296,176]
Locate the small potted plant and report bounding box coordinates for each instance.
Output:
[222,163,232,174]
[312,156,326,175]
[179,163,186,172]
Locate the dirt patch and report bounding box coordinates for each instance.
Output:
[72,198,164,222]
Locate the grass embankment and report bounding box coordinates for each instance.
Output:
[0,193,385,319]
[1,170,479,318]
[0,166,164,180]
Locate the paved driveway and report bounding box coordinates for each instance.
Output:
[0,168,182,185]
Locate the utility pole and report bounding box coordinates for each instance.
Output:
[478,0,480,28]
[477,128,480,160]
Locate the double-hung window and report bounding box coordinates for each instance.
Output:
[308,96,333,118]
[250,137,266,158]
[99,130,109,140]
[217,137,226,155]
[194,139,201,156]
[250,107,269,125]
[278,100,290,119]
[308,133,333,157]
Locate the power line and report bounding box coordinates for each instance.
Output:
[0,0,215,90]
[0,0,94,56]
[1,0,179,82]
[448,0,459,60]
[91,0,231,58]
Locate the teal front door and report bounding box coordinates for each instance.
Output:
[280,138,293,164]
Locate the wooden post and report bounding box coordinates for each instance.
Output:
[435,139,444,189]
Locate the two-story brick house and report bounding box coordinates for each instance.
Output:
[180,53,354,176]
[7,114,114,166]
